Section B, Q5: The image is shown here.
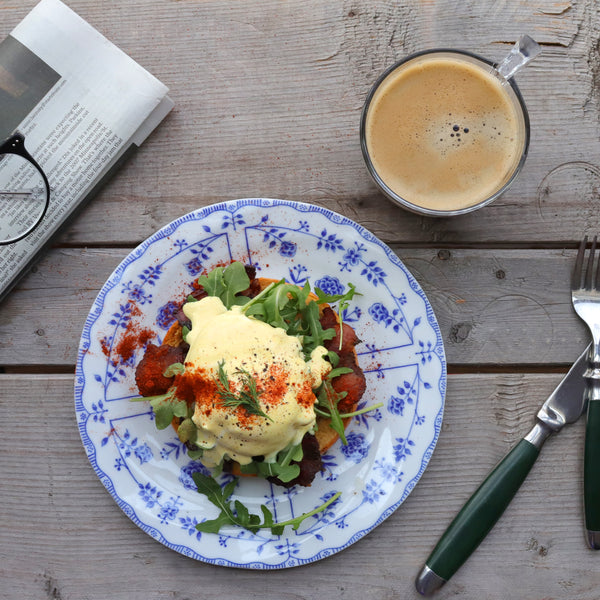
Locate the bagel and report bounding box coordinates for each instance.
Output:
[135,265,366,487]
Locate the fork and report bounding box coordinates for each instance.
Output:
[572,236,600,549]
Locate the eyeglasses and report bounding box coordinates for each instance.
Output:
[0,132,50,245]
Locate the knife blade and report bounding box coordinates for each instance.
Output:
[415,345,590,596]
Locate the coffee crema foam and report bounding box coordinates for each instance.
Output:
[365,55,526,211]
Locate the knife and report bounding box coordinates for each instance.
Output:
[415,346,590,596]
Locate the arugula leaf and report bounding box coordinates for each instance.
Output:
[242,279,337,359]
[163,362,185,377]
[181,325,190,343]
[138,364,190,429]
[138,385,188,430]
[328,366,354,379]
[176,417,197,443]
[285,443,304,463]
[301,299,335,356]
[312,367,354,444]
[314,282,358,306]
[326,350,340,367]
[241,461,301,483]
[239,443,304,482]
[316,379,348,445]
[196,262,251,309]
[315,366,383,432]
[315,283,359,350]
[192,472,341,534]
[193,475,240,533]
[187,446,204,460]
[243,280,296,326]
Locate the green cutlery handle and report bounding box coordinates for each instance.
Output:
[585,400,600,548]
[416,438,540,594]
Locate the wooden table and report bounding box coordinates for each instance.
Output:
[2,1,600,598]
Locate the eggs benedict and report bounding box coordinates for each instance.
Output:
[178,295,331,467]
[134,262,367,487]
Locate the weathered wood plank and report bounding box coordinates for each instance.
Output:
[1,1,598,599]
[1,1,599,245]
[1,372,597,600]
[0,246,587,367]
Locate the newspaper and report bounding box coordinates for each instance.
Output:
[0,0,174,303]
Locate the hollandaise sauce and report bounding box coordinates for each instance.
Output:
[173,296,331,468]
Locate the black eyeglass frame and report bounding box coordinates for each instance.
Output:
[0,132,50,245]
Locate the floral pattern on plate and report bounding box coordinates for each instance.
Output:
[75,198,446,568]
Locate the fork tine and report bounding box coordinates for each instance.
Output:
[574,236,588,289]
[587,236,598,290]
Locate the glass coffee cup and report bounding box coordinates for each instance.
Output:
[360,37,540,217]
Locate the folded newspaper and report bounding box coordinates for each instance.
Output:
[0,0,174,303]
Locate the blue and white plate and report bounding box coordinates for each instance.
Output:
[75,198,446,568]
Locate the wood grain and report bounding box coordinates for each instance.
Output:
[0,246,588,368]
[1,373,598,600]
[1,1,599,598]
[1,1,599,246]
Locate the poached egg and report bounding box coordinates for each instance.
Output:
[181,296,331,467]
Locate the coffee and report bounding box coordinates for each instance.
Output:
[362,52,528,214]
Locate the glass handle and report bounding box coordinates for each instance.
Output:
[496,34,541,80]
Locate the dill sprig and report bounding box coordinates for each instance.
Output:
[215,360,272,421]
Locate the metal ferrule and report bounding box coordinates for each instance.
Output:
[584,344,600,402]
[587,530,600,550]
[584,366,600,402]
[415,565,446,596]
[524,422,552,450]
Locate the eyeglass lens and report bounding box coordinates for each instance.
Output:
[0,152,48,243]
